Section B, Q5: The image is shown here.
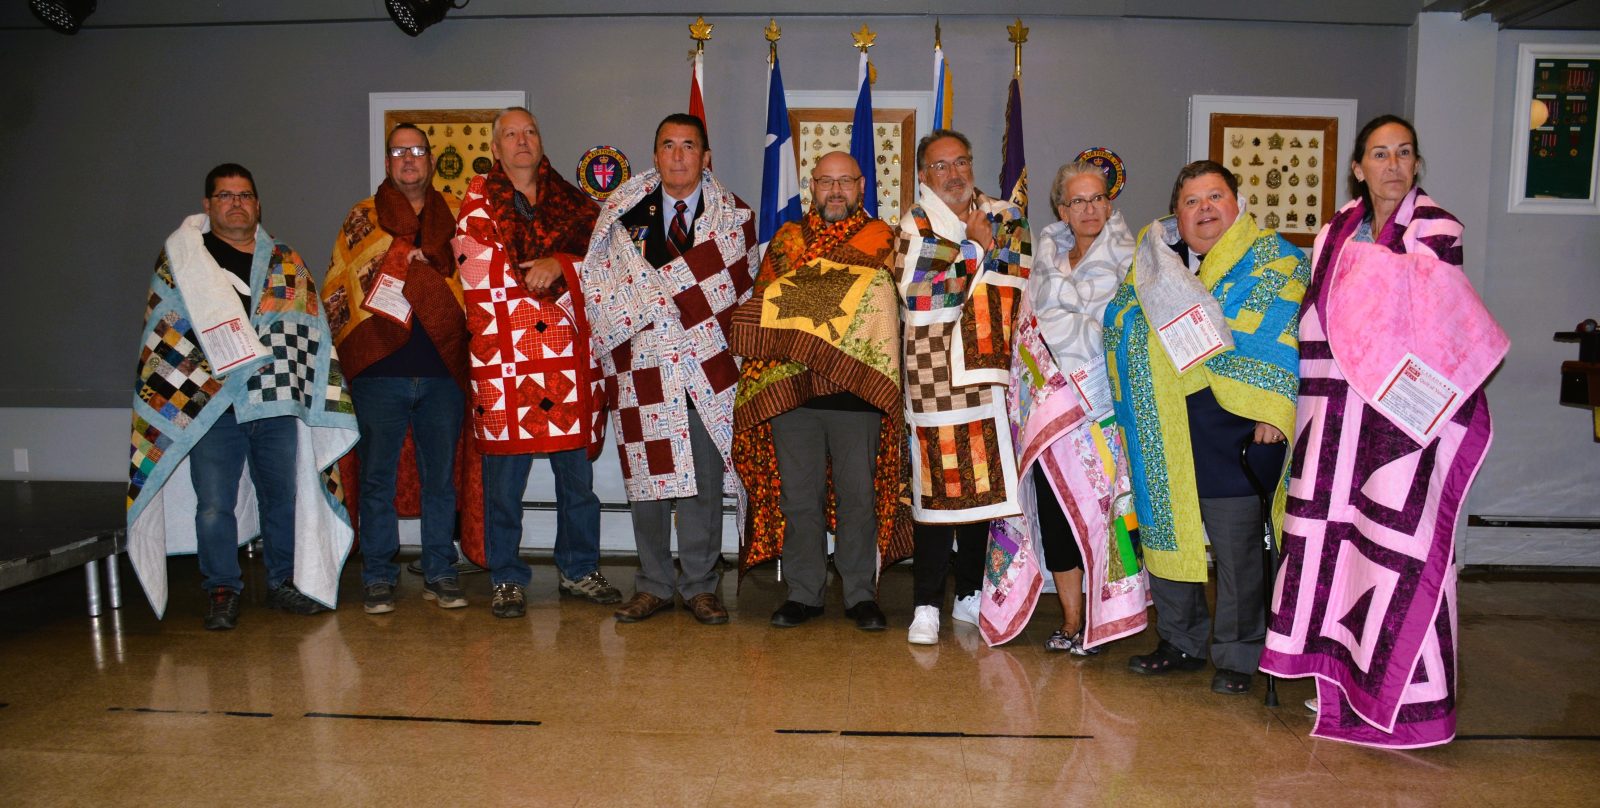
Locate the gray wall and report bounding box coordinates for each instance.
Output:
[1475,26,1600,520]
[0,13,1408,408]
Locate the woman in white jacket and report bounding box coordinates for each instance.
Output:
[1024,161,1135,653]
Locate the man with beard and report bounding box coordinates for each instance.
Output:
[893,130,1032,645]
[323,124,473,614]
[579,113,757,625]
[730,152,911,631]
[453,107,614,619]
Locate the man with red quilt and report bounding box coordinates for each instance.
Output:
[323,123,475,615]
[453,107,613,619]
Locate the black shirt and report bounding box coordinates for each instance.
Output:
[202,231,253,311]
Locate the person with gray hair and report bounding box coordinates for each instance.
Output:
[1017,160,1138,654]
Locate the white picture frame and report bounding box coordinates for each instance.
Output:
[1507,43,1600,216]
[367,90,527,190]
[1188,95,1358,206]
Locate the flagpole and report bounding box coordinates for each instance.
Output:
[849,24,879,218]
[932,18,951,130]
[759,18,800,259]
[1001,18,1029,217]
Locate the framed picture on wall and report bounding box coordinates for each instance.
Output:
[1189,95,1357,247]
[1509,43,1600,215]
[784,90,932,229]
[368,91,527,200]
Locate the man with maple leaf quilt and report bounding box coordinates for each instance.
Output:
[730,151,912,632]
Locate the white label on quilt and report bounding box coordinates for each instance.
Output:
[1069,362,1114,418]
[1373,352,1461,441]
[199,317,259,374]
[361,273,413,326]
[1156,303,1226,373]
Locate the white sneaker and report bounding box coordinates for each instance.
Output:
[951,593,980,626]
[1305,697,1319,712]
[907,605,940,644]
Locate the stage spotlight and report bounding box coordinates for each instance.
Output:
[29,0,97,34]
[385,0,469,37]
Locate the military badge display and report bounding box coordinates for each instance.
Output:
[1211,119,1336,245]
[576,145,631,202]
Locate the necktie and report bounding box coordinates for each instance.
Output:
[669,199,691,254]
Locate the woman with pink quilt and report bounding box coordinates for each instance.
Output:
[1259,115,1508,748]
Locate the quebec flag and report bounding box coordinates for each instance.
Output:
[758,53,802,257]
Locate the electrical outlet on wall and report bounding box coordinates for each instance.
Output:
[13,448,28,473]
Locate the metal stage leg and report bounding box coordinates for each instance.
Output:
[85,558,103,617]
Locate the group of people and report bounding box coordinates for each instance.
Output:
[125,108,1504,750]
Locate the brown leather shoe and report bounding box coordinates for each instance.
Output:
[684,592,729,625]
[614,591,672,623]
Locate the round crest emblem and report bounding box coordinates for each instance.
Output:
[1075,146,1126,200]
[577,146,631,201]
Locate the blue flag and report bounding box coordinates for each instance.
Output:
[759,53,802,254]
[999,76,1028,218]
[933,41,953,129]
[850,52,879,218]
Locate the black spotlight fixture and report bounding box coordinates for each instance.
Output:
[30,0,97,34]
[385,0,470,37]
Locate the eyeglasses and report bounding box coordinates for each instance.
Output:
[388,145,429,158]
[925,156,972,175]
[811,176,860,191]
[211,191,257,204]
[1064,193,1109,211]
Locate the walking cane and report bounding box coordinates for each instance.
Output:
[1239,442,1281,708]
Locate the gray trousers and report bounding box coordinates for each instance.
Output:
[1147,495,1267,673]
[771,407,882,608]
[629,410,725,600]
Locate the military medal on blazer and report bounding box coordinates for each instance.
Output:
[576,146,631,202]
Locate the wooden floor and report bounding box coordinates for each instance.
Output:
[1,553,1597,807]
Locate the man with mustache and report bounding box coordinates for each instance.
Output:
[323,123,474,615]
[1104,160,1307,695]
[580,113,757,625]
[730,152,911,631]
[452,107,614,619]
[893,130,1032,645]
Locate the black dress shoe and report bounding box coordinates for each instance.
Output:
[771,600,824,627]
[844,600,888,631]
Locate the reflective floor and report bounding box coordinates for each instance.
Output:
[1,554,1596,807]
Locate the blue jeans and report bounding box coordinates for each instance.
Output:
[482,447,601,587]
[351,376,465,585]
[190,408,297,592]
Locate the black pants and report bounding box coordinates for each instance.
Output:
[912,520,989,606]
[1032,464,1083,573]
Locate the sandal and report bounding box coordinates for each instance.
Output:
[1211,668,1253,695]
[1127,640,1206,675]
[1044,629,1074,652]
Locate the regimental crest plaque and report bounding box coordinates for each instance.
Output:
[577,146,631,201]
[1075,146,1127,200]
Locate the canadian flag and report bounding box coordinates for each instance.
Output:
[689,50,711,168]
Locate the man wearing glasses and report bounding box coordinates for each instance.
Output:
[126,164,358,630]
[893,130,1032,645]
[729,152,911,631]
[323,123,474,615]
